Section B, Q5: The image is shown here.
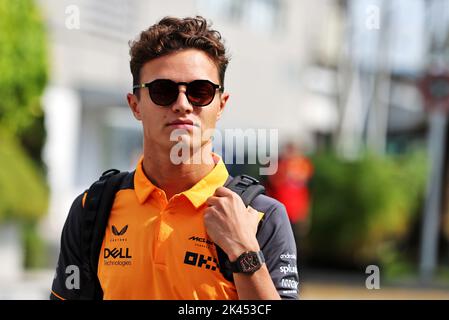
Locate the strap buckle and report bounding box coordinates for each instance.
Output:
[100,169,120,181]
[235,174,260,188]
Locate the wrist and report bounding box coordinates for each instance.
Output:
[227,242,261,262]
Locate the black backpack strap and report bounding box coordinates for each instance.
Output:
[80,169,128,300]
[225,175,266,207]
[217,174,266,282]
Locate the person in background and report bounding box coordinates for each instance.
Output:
[267,142,313,241]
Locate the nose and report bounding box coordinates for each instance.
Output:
[171,85,193,114]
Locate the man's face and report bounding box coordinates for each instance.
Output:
[127,49,229,155]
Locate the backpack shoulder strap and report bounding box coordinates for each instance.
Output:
[80,169,128,300]
[224,174,266,207]
[217,174,266,282]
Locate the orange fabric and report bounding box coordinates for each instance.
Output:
[98,154,240,299]
[51,290,66,300]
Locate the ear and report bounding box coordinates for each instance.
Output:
[216,92,229,121]
[127,93,142,120]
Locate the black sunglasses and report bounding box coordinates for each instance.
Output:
[133,79,223,107]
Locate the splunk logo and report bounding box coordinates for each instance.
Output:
[183,251,219,271]
[279,264,297,275]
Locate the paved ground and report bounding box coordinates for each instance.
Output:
[300,269,449,300]
[0,270,54,300]
[1,269,449,300]
[301,282,449,299]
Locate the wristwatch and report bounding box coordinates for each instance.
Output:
[230,250,265,274]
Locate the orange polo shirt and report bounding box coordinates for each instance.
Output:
[98,154,238,299]
[51,153,299,300]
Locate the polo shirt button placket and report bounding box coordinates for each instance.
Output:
[155,189,168,209]
[155,202,172,265]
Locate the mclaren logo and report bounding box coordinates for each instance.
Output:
[188,236,214,245]
[112,225,128,236]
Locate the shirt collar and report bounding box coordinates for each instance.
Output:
[134,156,157,204]
[133,153,229,208]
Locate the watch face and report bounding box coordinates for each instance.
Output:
[238,252,261,273]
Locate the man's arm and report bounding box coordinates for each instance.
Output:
[222,204,281,299]
[254,198,299,300]
[205,187,292,300]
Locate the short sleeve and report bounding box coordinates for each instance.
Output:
[253,196,299,300]
[50,193,85,300]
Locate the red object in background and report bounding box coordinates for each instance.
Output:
[267,152,313,224]
[419,71,449,112]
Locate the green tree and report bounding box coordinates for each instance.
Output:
[0,0,48,134]
[0,0,49,268]
[305,150,427,276]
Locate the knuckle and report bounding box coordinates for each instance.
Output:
[204,207,216,218]
[219,186,232,195]
[204,210,212,219]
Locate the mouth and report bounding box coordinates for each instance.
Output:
[166,119,199,128]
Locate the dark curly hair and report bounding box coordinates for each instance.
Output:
[129,16,229,92]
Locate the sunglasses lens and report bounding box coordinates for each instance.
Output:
[188,80,216,106]
[148,80,178,106]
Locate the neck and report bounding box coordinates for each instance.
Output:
[141,141,216,200]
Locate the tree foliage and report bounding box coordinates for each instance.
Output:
[305,150,428,270]
[0,132,48,222]
[0,0,48,223]
[0,0,48,134]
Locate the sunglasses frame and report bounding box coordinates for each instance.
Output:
[133,79,224,107]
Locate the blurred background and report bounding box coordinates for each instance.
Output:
[1,0,449,299]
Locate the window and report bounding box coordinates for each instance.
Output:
[197,0,285,33]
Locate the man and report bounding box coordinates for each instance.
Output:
[50,16,298,300]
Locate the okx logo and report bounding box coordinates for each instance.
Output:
[184,251,219,271]
[112,225,128,236]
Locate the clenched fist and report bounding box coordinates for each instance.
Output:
[204,186,261,261]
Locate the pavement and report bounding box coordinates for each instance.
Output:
[300,269,449,300]
[301,281,449,299]
[1,268,449,300]
[0,270,54,300]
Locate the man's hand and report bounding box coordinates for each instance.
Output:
[204,187,260,261]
